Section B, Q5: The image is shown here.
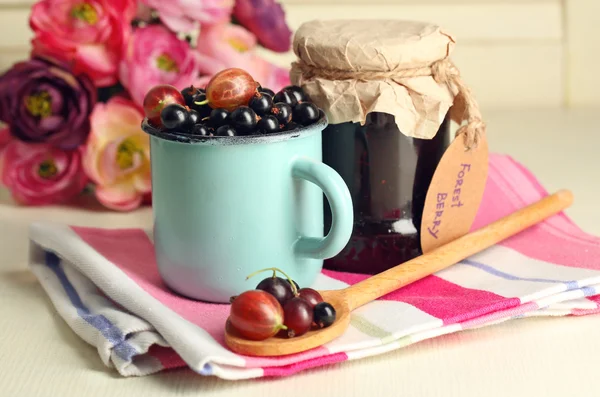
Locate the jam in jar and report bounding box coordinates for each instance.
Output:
[322,112,451,274]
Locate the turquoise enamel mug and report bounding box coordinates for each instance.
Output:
[142,113,353,303]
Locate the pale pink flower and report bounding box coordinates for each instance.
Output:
[30,0,136,87]
[140,0,233,33]
[82,97,150,211]
[1,140,88,206]
[119,25,202,105]
[196,24,290,92]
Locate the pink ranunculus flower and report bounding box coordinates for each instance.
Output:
[82,97,150,211]
[196,24,290,92]
[1,140,88,206]
[140,0,233,33]
[119,25,202,105]
[30,0,136,87]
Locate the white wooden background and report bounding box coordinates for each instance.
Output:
[1,0,599,109]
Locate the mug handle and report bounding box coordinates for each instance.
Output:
[291,156,354,259]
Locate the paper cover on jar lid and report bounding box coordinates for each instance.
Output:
[290,19,462,140]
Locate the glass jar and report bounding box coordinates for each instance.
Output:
[322,112,451,274]
[291,19,486,274]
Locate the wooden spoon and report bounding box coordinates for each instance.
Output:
[225,189,574,357]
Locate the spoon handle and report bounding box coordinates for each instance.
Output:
[345,189,574,311]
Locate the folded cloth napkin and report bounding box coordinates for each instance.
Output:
[28,154,600,380]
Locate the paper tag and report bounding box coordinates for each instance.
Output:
[420,133,489,253]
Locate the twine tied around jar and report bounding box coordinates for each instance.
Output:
[293,58,484,150]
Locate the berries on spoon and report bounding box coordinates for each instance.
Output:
[229,290,287,341]
[255,277,293,306]
[249,92,273,117]
[293,102,320,126]
[202,68,258,111]
[313,302,336,329]
[288,278,300,292]
[230,106,258,134]
[271,103,292,125]
[237,267,337,340]
[297,288,323,309]
[256,115,279,134]
[160,104,189,131]
[273,90,298,108]
[283,297,313,337]
[143,84,185,127]
[216,125,236,136]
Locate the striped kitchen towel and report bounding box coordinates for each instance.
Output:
[28,154,600,380]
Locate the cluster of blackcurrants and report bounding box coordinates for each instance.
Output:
[229,267,336,341]
[159,84,321,137]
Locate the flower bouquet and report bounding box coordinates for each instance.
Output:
[0,0,292,211]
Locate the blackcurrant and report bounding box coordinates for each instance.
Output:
[256,276,293,306]
[313,302,336,329]
[188,109,201,124]
[160,104,189,131]
[192,124,211,136]
[285,121,300,131]
[216,125,236,136]
[258,87,275,98]
[293,102,320,126]
[230,106,258,134]
[256,115,279,134]
[283,85,307,103]
[208,108,230,128]
[181,109,199,132]
[283,297,313,337]
[271,103,292,125]
[249,93,273,117]
[181,85,201,108]
[273,90,298,108]
[191,93,211,118]
[288,279,300,292]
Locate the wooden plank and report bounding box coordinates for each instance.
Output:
[281,3,563,40]
[258,42,563,108]
[565,0,600,107]
[282,0,557,3]
[0,48,29,72]
[0,0,559,6]
[0,0,34,6]
[0,2,562,49]
[452,43,563,108]
[0,9,32,48]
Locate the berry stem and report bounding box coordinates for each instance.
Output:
[245,267,299,295]
[194,99,209,106]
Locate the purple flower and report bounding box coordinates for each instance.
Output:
[0,57,96,149]
[233,0,292,53]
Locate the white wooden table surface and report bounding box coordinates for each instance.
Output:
[1,108,599,396]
